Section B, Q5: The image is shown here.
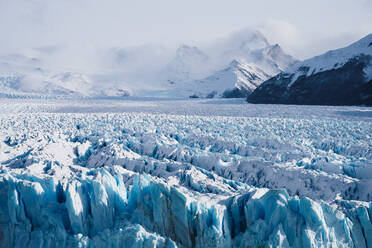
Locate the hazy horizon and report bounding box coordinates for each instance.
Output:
[0,0,371,60]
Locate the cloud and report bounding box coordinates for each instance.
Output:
[257,19,304,58]
[0,1,107,52]
[1,0,370,61]
[259,19,300,46]
[256,19,369,60]
[301,32,366,57]
[200,28,272,70]
[104,44,173,79]
[0,0,370,79]
[0,0,44,51]
[361,0,372,13]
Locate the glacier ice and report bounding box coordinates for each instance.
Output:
[1,171,372,247]
[0,99,371,247]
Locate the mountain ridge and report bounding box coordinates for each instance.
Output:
[0,29,297,98]
[248,33,372,105]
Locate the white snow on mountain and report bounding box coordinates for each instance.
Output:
[47,72,92,95]
[167,60,271,98]
[252,44,298,75]
[0,29,296,98]
[0,53,135,98]
[285,33,372,87]
[163,45,210,84]
[198,60,271,96]
[210,29,271,60]
[206,29,297,75]
[159,30,297,98]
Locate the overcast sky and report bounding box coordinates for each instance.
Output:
[0,0,371,60]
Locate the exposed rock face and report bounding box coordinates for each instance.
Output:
[248,34,372,106]
[248,55,372,105]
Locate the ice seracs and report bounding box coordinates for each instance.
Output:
[0,101,371,247]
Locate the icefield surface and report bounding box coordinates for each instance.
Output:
[0,98,372,247]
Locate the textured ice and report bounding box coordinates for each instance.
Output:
[0,98,371,247]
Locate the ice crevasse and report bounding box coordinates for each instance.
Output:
[1,168,372,248]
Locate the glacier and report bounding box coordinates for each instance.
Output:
[3,171,372,248]
[0,98,371,247]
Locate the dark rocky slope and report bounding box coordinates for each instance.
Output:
[248,34,372,106]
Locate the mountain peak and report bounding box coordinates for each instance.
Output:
[163,45,210,84]
[286,33,372,75]
[175,45,208,60]
[260,44,285,59]
[229,29,270,51]
[229,59,244,67]
[356,33,372,45]
[249,33,372,106]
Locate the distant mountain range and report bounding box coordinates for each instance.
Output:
[161,31,296,98]
[0,53,132,98]
[0,30,296,99]
[166,59,271,98]
[1,30,371,105]
[248,34,372,106]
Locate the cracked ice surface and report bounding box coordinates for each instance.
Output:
[0,98,371,247]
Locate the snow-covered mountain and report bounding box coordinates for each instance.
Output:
[0,29,297,99]
[252,44,298,75]
[163,45,210,85]
[248,33,372,105]
[0,53,133,98]
[212,30,296,75]
[160,31,297,98]
[167,60,271,98]
[47,72,92,95]
[0,72,93,98]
